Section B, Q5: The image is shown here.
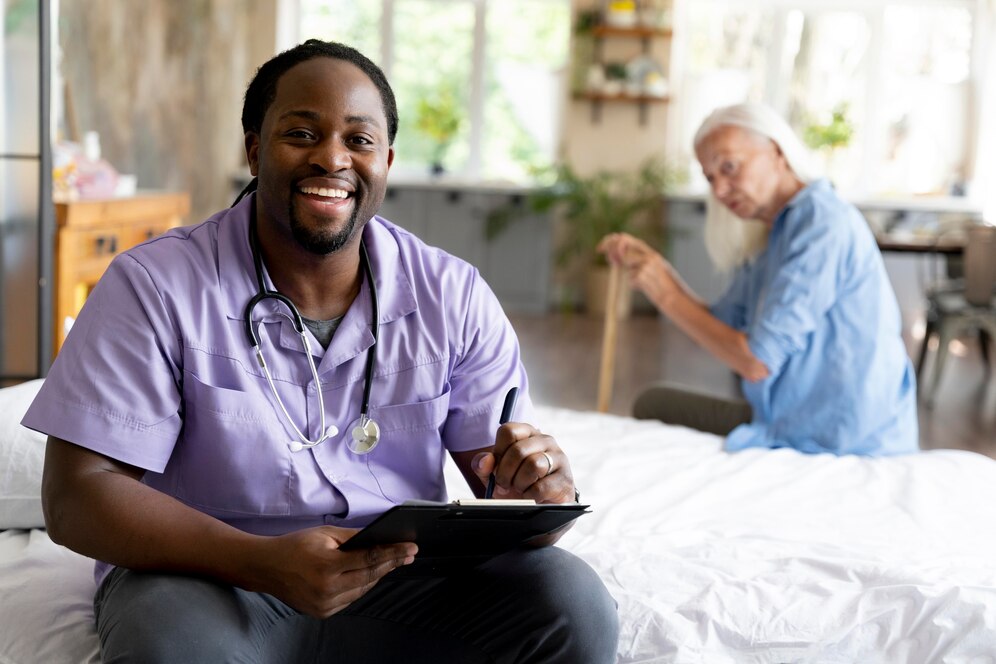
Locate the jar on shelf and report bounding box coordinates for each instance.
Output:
[604,0,637,28]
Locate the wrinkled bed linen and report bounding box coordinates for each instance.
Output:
[4,406,996,663]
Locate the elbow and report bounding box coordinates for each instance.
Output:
[734,334,769,382]
[40,438,82,546]
[41,478,72,545]
[741,360,770,383]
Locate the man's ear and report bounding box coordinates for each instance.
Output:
[245,132,260,176]
[387,146,395,169]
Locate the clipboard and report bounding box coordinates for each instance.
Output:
[340,499,590,577]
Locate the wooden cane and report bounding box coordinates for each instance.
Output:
[596,262,622,412]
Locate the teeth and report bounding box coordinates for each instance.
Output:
[299,186,350,199]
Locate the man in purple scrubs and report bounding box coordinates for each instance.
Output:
[24,40,617,663]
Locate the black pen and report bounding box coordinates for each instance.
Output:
[485,386,519,499]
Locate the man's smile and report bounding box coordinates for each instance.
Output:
[298,185,351,199]
[294,180,356,218]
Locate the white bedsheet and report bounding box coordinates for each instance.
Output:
[3,406,996,663]
[516,408,996,663]
[0,529,99,664]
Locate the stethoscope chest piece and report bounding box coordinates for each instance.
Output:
[348,415,381,454]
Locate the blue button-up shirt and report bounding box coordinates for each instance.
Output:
[711,179,917,455]
[23,193,532,583]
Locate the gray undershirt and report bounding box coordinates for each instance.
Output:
[301,315,344,349]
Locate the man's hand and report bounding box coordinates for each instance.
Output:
[470,423,576,505]
[458,423,578,547]
[42,437,417,620]
[253,526,416,618]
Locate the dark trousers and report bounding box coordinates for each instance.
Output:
[633,383,753,436]
[94,546,619,664]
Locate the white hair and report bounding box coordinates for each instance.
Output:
[693,103,821,272]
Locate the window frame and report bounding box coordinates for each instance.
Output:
[283,0,570,182]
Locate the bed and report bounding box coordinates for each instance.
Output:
[2,378,996,663]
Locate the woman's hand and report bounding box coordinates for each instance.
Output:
[597,233,767,380]
[597,232,682,310]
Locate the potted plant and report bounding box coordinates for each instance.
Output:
[802,104,854,186]
[414,86,462,176]
[487,158,680,316]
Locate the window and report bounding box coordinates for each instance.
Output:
[677,0,978,199]
[296,0,571,183]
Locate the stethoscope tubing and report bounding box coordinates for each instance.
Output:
[243,211,379,451]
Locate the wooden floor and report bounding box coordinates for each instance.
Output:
[509,312,996,460]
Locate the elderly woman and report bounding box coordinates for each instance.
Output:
[599,102,917,456]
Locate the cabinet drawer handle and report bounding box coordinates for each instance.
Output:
[94,235,119,255]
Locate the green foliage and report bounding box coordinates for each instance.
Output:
[486,159,683,267]
[574,9,600,34]
[414,87,463,166]
[4,0,37,36]
[604,63,629,81]
[803,105,855,152]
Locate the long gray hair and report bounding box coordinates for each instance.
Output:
[693,103,820,271]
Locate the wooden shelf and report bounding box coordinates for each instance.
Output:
[573,91,669,125]
[577,20,674,126]
[591,25,672,39]
[573,92,670,104]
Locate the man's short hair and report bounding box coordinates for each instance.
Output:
[241,39,399,145]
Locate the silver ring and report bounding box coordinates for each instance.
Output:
[541,452,553,477]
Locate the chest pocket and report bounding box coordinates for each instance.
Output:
[357,389,452,503]
[157,371,297,517]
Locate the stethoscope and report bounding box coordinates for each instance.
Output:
[242,209,381,455]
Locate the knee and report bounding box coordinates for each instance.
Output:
[541,548,619,629]
[95,572,264,664]
[633,384,673,421]
[491,547,620,663]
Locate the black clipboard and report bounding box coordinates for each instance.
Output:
[340,499,590,577]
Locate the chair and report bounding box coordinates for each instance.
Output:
[916,224,996,406]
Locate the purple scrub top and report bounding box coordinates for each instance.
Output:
[23,193,532,584]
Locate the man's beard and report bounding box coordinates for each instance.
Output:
[288,200,358,255]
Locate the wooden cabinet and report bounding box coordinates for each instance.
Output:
[53,191,190,354]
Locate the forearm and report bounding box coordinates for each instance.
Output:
[43,440,269,591]
[655,289,769,381]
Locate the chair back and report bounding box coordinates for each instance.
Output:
[964,224,996,306]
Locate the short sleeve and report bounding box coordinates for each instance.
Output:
[748,209,845,375]
[439,270,532,452]
[21,253,184,472]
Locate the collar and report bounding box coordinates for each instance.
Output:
[772,178,832,233]
[219,194,417,365]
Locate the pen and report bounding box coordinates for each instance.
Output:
[485,386,519,499]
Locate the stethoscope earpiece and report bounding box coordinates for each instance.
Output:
[287,425,340,453]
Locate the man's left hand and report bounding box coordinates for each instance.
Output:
[471,422,576,505]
